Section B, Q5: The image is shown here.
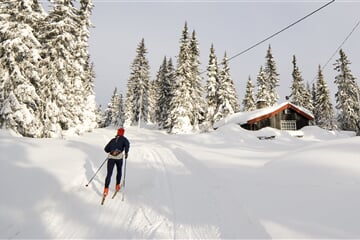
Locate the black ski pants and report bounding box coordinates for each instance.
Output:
[104,158,123,188]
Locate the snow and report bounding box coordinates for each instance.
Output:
[1,125,360,239]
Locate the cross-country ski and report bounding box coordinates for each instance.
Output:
[101,195,106,205]
[111,190,119,199]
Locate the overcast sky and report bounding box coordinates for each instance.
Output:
[83,0,360,108]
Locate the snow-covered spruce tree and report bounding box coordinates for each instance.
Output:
[311,83,317,109]
[109,88,124,127]
[168,22,194,133]
[334,49,360,132]
[189,30,205,130]
[77,0,97,131]
[40,0,96,136]
[117,93,125,127]
[102,88,123,128]
[124,77,136,126]
[37,0,84,136]
[214,52,239,122]
[155,57,171,128]
[304,83,314,113]
[0,0,45,137]
[94,104,104,127]
[204,44,220,129]
[264,45,280,106]
[163,58,176,130]
[79,0,99,129]
[255,65,269,105]
[102,103,112,128]
[59,0,96,133]
[125,38,150,127]
[242,76,256,111]
[224,52,239,113]
[314,65,335,130]
[290,55,306,107]
[148,79,157,124]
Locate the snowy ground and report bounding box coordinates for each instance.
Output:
[1,124,360,239]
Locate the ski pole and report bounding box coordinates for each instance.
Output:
[85,157,108,187]
[122,157,127,188]
[121,157,127,201]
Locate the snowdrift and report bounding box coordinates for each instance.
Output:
[1,125,359,239]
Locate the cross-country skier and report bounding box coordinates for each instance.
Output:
[103,128,130,197]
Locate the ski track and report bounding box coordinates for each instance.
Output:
[133,141,269,239]
[170,146,270,239]
[47,139,269,239]
[2,128,360,239]
[1,129,269,239]
[142,147,177,238]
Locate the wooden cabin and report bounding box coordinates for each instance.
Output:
[240,102,314,131]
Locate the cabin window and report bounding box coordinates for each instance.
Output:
[281,120,296,130]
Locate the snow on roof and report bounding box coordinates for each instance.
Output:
[214,102,314,128]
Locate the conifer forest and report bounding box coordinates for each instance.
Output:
[1,1,359,137]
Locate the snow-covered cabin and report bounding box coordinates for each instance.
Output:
[215,102,314,131]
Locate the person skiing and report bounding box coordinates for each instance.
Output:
[103,127,130,197]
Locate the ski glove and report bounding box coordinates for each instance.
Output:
[125,153,128,159]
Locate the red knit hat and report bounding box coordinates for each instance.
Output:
[117,128,125,136]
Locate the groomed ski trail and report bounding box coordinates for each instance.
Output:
[84,128,271,239]
[115,128,270,239]
[1,128,269,239]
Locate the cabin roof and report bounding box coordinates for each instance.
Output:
[214,102,314,128]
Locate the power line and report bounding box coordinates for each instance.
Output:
[321,19,360,71]
[226,0,335,63]
[309,18,360,85]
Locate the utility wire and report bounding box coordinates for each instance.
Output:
[320,19,360,71]
[226,0,335,63]
[199,0,336,75]
[309,18,360,84]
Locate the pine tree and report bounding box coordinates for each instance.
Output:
[255,66,268,105]
[168,22,194,133]
[189,30,205,130]
[109,88,124,127]
[153,59,164,126]
[314,65,335,130]
[0,0,45,137]
[78,0,97,131]
[264,45,280,106]
[303,83,314,112]
[117,93,125,127]
[290,55,306,107]
[205,44,220,128]
[243,76,256,111]
[102,103,112,128]
[95,104,104,127]
[223,52,239,113]
[102,89,124,128]
[311,83,317,108]
[125,39,150,127]
[155,57,174,129]
[0,0,96,137]
[334,49,360,132]
[163,58,176,130]
[214,52,239,122]
[148,79,157,124]
[37,0,84,136]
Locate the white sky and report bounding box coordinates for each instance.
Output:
[84,0,359,108]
